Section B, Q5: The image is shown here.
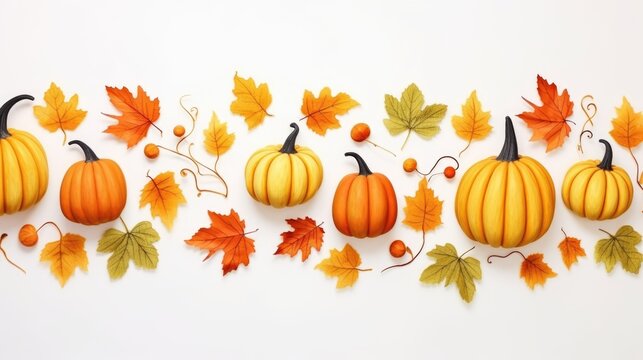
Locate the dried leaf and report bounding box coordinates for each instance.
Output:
[33,82,87,144]
[451,90,491,156]
[40,233,88,287]
[595,226,642,274]
[558,232,586,269]
[403,177,443,233]
[103,85,161,148]
[419,243,481,303]
[610,97,643,149]
[520,253,557,289]
[185,209,256,275]
[301,87,359,135]
[230,73,272,129]
[97,221,160,280]
[203,111,235,156]
[274,217,324,262]
[140,172,186,230]
[315,244,370,288]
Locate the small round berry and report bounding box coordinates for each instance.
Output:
[18,224,39,247]
[403,158,417,173]
[350,123,371,142]
[389,240,407,258]
[173,125,186,137]
[144,143,160,159]
[444,166,456,179]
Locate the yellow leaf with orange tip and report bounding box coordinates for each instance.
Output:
[301,87,359,135]
[203,112,235,156]
[230,73,272,129]
[558,232,586,269]
[33,82,87,144]
[451,90,491,156]
[316,244,370,288]
[40,233,88,287]
[610,97,643,149]
[140,171,186,230]
[520,253,557,289]
[403,177,443,233]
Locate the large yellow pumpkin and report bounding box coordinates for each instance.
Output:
[0,95,48,215]
[332,152,397,238]
[60,140,127,225]
[245,123,323,208]
[455,116,555,248]
[562,139,633,220]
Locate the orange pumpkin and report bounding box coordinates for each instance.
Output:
[332,152,397,238]
[60,140,127,225]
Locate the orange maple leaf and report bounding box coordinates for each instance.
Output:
[520,253,557,289]
[185,209,257,275]
[274,217,324,261]
[300,87,359,135]
[558,229,586,269]
[40,233,88,287]
[403,177,443,233]
[103,85,161,148]
[517,75,574,152]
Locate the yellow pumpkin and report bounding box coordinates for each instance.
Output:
[455,116,555,248]
[0,95,48,215]
[562,139,633,220]
[245,123,323,208]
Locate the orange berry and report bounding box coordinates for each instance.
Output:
[18,224,38,247]
[144,143,160,159]
[444,166,456,179]
[403,158,417,173]
[389,240,407,258]
[350,123,371,142]
[173,125,186,137]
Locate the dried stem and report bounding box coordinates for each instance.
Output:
[177,95,198,152]
[487,250,527,264]
[416,155,460,180]
[0,233,26,274]
[37,221,63,240]
[382,230,426,272]
[365,140,396,157]
[578,95,597,153]
[180,168,226,197]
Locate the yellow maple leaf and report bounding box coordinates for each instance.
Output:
[40,233,88,287]
[403,177,443,233]
[203,112,235,156]
[451,90,492,156]
[316,244,371,288]
[610,97,643,190]
[230,73,272,129]
[140,171,187,230]
[33,82,87,144]
[301,87,359,135]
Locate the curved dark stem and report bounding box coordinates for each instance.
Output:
[416,155,460,177]
[578,130,594,153]
[487,250,526,263]
[37,221,63,240]
[68,140,99,162]
[0,94,34,139]
[561,227,568,238]
[0,234,26,274]
[345,152,373,176]
[279,123,299,154]
[460,246,476,258]
[598,228,615,239]
[381,231,425,272]
[496,116,519,162]
[627,147,643,190]
[597,139,613,171]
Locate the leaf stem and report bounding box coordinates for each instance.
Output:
[180,168,226,197]
[0,234,26,274]
[400,129,412,150]
[365,140,396,157]
[487,250,526,264]
[598,228,615,239]
[459,246,476,259]
[561,227,568,238]
[119,216,129,233]
[37,221,63,240]
[356,268,373,272]
[381,230,426,272]
[627,146,643,190]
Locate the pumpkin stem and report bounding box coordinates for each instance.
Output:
[0,94,34,139]
[68,140,100,162]
[279,123,300,154]
[345,152,373,176]
[496,116,519,162]
[597,139,613,171]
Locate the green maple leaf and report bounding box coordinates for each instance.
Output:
[97,220,160,279]
[419,243,481,303]
[595,225,642,274]
[383,83,447,149]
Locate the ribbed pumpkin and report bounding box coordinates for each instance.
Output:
[245,123,323,208]
[0,95,48,215]
[60,140,127,225]
[562,139,633,220]
[455,116,555,248]
[332,152,397,238]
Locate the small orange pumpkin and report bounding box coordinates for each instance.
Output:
[332,152,397,238]
[60,140,127,225]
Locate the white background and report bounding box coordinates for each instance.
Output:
[1,1,642,359]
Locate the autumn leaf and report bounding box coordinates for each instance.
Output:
[403,177,443,233]
[384,83,447,150]
[185,209,257,275]
[230,73,272,129]
[33,82,87,145]
[451,90,492,156]
[419,244,481,303]
[140,171,186,230]
[300,87,359,135]
[103,85,161,148]
[520,253,557,289]
[517,75,574,152]
[203,111,235,156]
[316,244,370,288]
[40,233,88,287]
[609,97,643,190]
[97,220,160,280]
[558,229,586,270]
[274,217,324,262]
[595,226,642,274]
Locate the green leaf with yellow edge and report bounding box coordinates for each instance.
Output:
[595,226,642,274]
[420,243,481,303]
[97,220,160,280]
[384,83,447,150]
